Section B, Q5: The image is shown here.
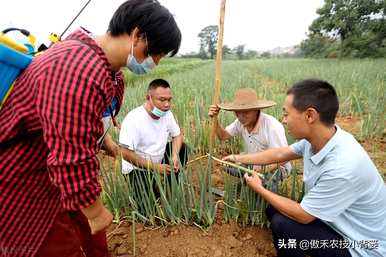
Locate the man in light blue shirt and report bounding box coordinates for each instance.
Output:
[223,79,386,257]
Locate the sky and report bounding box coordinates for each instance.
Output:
[1,0,324,54]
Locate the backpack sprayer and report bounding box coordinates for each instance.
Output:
[0,28,35,109]
[0,0,92,110]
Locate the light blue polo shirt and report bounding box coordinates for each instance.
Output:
[291,126,386,257]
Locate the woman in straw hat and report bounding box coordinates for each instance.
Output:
[208,88,291,191]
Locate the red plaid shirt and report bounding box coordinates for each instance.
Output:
[0,28,124,257]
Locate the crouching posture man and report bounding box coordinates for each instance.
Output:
[224,79,386,257]
[119,79,188,212]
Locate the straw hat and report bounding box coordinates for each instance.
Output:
[218,88,276,111]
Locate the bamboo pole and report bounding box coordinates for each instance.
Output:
[186,154,209,166]
[209,0,226,154]
[210,155,264,179]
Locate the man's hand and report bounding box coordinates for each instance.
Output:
[87,206,113,235]
[253,165,262,172]
[208,104,221,118]
[103,134,119,158]
[105,143,119,158]
[81,197,113,235]
[222,154,239,163]
[156,163,172,174]
[171,154,180,172]
[244,172,264,193]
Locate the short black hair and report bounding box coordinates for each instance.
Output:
[108,0,181,56]
[148,78,170,91]
[287,79,339,126]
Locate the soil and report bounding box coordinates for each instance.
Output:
[102,115,385,257]
[100,149,278,257]
[107,220,276,257]
[100,152,277,257]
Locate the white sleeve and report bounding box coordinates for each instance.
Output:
[267,120,289,148]
[119,115,139,150]
[225,119,241,137]
[168,112,181,137]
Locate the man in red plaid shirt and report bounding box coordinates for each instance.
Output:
[0,1,181,256]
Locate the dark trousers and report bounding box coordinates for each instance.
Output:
[126,142,189,174]
[125,142,189,177]
[266,205,351,257]
[125,142,189,213]
[162,141,189,167]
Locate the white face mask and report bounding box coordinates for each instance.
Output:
[149,96,169,118]
[151,105,168,118]
[126,37,156,74]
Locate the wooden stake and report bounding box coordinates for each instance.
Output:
[209,0,226,154]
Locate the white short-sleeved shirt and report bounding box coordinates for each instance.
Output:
[291,126,386,257]
[225,112,291,172]
[119,105,180,174]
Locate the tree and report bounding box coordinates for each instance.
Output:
[198,44,208,59]
[233,45,245,59]
[300,33,339,58]
[260,51,271,58]
[198,25,218,59]
[309,0,385,57]
[180,51,200,58]
[244,49,258,59]
[222,44,232,58]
